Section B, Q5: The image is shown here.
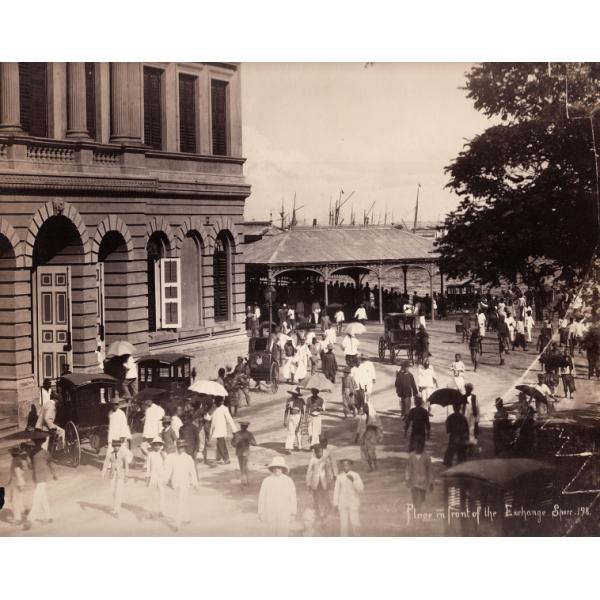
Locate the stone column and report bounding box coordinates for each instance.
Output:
[0,63,22,132]
[109,63,130,143]
[66,63,89,139]
[127,63,142,143]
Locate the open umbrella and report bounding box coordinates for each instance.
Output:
[428,388,464,408]
[345,322,367,336]
[302,373,331,392]
[188,379,228,397]
[3,429,51,441]
[515,384,547,404]
[106,340,136,358]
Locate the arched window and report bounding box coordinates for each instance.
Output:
[181,232,203,328]
[213,232,232,322]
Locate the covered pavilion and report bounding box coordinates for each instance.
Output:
[244,225,440,323]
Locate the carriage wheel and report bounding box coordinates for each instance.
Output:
[270,364,280,394]
[389,346,396,364]
[64,421,81,468]
[378,337,386,360]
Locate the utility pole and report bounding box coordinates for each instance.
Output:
[413,183,421,232]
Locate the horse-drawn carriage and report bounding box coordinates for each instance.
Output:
[51,372,120,467]
[378,313,418,365]
[248,337,280,393]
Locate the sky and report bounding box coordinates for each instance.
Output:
[240,63,492,227]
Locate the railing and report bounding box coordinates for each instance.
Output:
[27,144,75,163]
[93,150,121,165]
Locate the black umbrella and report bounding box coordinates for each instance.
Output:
[3,429,51,441]
[428,388,464,408]
[515,384,547,404]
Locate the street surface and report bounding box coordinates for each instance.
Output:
[1,319,598,536]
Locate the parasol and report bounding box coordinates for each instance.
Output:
[3,429,51,441]
[428,388,464,408]
[302,373,332,392]
[345,322,367,336]
[188,379,228,397]
[106,340,136,357]
[515,384,547,404]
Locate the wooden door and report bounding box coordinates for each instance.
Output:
[34,266,72,383]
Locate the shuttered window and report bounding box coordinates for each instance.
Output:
[159,258,182,328]
[211,79,228,156]
[85,63,96,139]
[143,67,163,150]
[179,74,197,153]
[19,63,48,137]
[213,235,230,321]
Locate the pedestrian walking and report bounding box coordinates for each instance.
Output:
[305,444,336,526]
[341,367,357,418]
[284,388,305,452]
[6,446,27,525]
[258,456,297,536]
[140,396,166,458]
[333,458,364,536]
[145,437,167,517]
[167,439,199,530]
[102,439,129,518]
[559,348,576,399]
[417,359,437,413]
[27,437,57,525]
[477,309,487,338]
[354,303,368,324]
[356,404,383,471]
[493,398,513,457]
[395,360,418,417]
[524,310,535,343]
[461,383,480,456]
[160,415,178,455]
[468,330,480,372]
[342,332,360,368]
[178,413,200,458]
[322,344,338,383]
[405,437,433,514]
[443,403,469,467]
[231,421,257,486]
[404,395,430,451]
[450,353,466,394]
[308,406,323,447]
[107,396,131,448]
[335,308,345,334]
[210,396,239,464]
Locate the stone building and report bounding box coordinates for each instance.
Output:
[0,62,250,427]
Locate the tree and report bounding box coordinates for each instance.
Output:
[436,63,600,289]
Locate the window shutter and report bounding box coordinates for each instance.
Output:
[179,74,197,153]
[19,63,48,137]
[159,258,182,329]
[211,80,228,156]
[144,67,163,150]
[85,63,96,139]
[213,239,229,321]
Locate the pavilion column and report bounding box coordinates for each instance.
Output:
[267,267,274,333]
[66,63,89,139]
[402,265,408,295]
[429,264,436,321]
[0,63,22,132]
[378,265,383,324]
[323,266,329,308]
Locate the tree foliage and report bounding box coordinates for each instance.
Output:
[436,63,600,288]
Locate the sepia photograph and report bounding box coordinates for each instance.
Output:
[0,59,599,539]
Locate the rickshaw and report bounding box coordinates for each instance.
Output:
[128,353,193,432]
[52,372,120,467]
[378,313,417,365]
[442,458,557,536]
[248,337,280,393]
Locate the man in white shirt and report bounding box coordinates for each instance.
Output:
[354,304,368,324]
[210,396,239,465]
[107,397,132,447]
[477,310,487,338]
[417,359,437,412]
[141,398,165,457]
[342,333,359,368]
[36,390,65,450]
[524,310,535,343]
[40,378,53,408]
[334,309,345,334]
[450,353,466,394]
[167,439,198,530]
[333,458,364,536]
[287,307,296,328]
[356,355,376,396]
[324,325,337,347]
[122,354,138,399]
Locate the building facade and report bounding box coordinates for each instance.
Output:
[0,62,250,426]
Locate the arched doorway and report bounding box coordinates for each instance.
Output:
[97,231,130,363]
[31,215,85,382]
[213,231,233,322]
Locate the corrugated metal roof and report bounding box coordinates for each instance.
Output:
[243,225,437,266]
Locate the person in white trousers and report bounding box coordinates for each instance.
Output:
[28,437,57,525]
[102,439,130,518]
[146,437,167,517]
[333,458,364,536]
[167,439,198,530]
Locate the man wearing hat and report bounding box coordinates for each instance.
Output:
[333,458,364,536]
[141,396,165,459]
[145,437,167,517]
[102,439,129,518]
[395,361,418,417]
[166,438,198,530]
[231,421,257,486]
[107,395,131,450]
[341,366,357,418]
[305,444,336,527]
[258,456,297,536]
[284,388,305,452]
[160,415,178,455]
[322,344,338,384]
[210,396,239,465]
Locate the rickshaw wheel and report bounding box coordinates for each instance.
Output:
[270,364,280,393]
[389,346,396,364]
[64,421,81,468]
[378,337,385,359]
